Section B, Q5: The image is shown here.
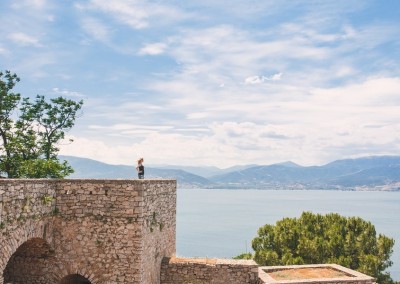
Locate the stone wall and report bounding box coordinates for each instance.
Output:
[0,179,376,284]
[141,180,176,284]
[3,238,59,284]
[0,179,176,284]
[0,179,58,284]
[0,179,57,228]
[160,257,259,284]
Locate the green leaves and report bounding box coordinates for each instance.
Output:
[233,253,252,260]
[237,211,396,284]
[0,70,83,178]
[18,159,74,178]
[30,95,83,160]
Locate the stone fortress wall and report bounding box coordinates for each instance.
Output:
[0,179,375,284]
[0,179,175,284]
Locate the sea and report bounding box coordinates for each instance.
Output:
[176,189,400,281]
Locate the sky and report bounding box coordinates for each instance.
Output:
[1,0,400,168]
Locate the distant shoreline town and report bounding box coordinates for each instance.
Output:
[63,155,400,191]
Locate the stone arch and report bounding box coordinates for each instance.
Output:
[0,219,52,278]
[1,220,100,283]
[3,237,59,283]
[0,218,102,284]
[59,274,92,284]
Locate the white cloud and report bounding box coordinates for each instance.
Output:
[244,73,283,84]
[8,32,41,47]
[244,76,264,85]
[59,76,400,167]
[11,0,47,9]
[187,112,208,119]
[0,45,7,55]
[12,52,57,78]
[89,124,173,132]
[270,72,283,81]
[311,77,400,107]
[131,17,400,165]
[30,0,46,8]
[59,136,132,165]
[81,17,110,42]
[46,15,55,22]
[168,75,400,165]
[334,66,355,77]
[52,88,85,98]
[342,25,357,40]
[78,0,187,30]
[60,132,243,167]
[139,43,168,55]
[161,25,334,90]
[87,0,149,29]
[3,0,399,167]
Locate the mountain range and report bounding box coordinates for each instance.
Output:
[60,155,400,191]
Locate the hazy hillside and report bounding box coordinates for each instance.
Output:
[209,156,400,190]
[60,156,213,188]
[153,164,259,178]
[60,155,400,191]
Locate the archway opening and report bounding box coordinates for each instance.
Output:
[60,274,92,284]
[4,237,57,283]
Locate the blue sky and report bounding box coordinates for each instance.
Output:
[1,0,400,168]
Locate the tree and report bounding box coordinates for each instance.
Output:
[236,211,395,284]
[0,70,83,178]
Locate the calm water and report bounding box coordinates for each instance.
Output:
[176,189,400,280]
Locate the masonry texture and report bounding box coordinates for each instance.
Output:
[0,179,375,284]
[0,179,176,284]
[160,257,259,284]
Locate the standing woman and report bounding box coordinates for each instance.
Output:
[136,158,145,179]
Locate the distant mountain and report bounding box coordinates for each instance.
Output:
[59,156,213,188]
[153,165,222,178]
[327,165,400,187]
[60,156,133,179]
[154,164,258,178]
[275,161,302,168]
[60,155,400,191]
[208,156,400,190]
[324,156,400,170]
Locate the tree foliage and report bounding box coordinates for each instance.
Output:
[237,211,395,284]
[0,70,83,178]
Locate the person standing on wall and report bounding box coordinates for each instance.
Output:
[136,158,145,179]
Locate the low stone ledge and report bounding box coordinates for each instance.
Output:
[160,257,258,284]
[258,264,375,284]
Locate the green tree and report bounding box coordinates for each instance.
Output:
[237,211,395,284]
[0,70,83,178]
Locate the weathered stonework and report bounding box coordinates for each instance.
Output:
[0,179,375,284]
[160,257,259,284]
[0,179,176,284]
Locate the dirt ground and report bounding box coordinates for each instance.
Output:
[267,267,351,280]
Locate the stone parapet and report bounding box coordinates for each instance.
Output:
[141,181,177,283]
[0,179,57,228]
[160,257,259,284]
[0,179,176,284]
[0,179,377,284]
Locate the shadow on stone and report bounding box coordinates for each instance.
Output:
[4,237,58,283]
[60,274,91,284]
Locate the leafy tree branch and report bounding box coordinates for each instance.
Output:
[0,70,83,178]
